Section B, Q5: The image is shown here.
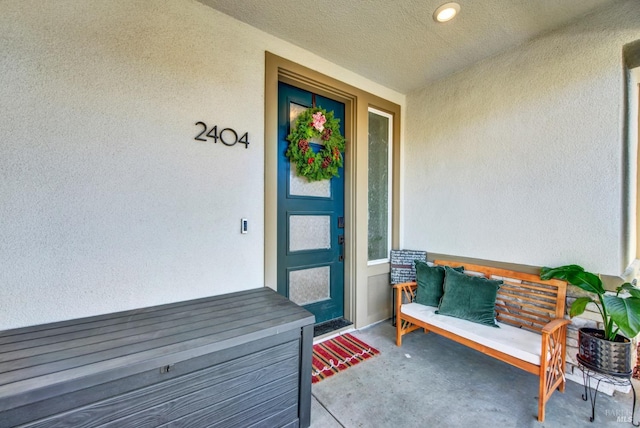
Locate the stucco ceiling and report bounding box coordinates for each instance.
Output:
[199,0,623,93]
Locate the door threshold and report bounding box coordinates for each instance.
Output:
[313,318,353,338]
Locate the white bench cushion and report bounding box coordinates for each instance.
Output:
[401,302,542,366]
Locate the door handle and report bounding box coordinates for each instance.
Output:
[338,235,344,262]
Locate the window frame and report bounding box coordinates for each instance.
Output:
[367,106,394,265]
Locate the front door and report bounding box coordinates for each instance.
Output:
[277,82,345,324]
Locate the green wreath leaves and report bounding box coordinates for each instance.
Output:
[285,107,345,182]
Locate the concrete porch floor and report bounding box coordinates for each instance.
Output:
[310,321,639,428]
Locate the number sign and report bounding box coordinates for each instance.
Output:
[194,122,249,149]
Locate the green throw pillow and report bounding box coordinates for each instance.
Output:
[437,266,502,328]
[414,261,464,307]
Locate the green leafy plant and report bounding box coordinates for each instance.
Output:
[540,265,640,341]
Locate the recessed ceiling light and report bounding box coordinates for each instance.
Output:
[433,2,460,23]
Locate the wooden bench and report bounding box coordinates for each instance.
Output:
[395,260,569,422]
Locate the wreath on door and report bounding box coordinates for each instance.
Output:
[285,107,345,182]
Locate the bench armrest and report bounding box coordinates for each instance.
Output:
[541,318,571,334]
[538,318,570,420]
[394,281,417,305]
[392,281,417,290]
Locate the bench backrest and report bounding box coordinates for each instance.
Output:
[434,260,567,333]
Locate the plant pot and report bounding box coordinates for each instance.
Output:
[577,327,633,376]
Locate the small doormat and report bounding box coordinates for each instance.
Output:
[313,318,353,337]
[311,333,380,384]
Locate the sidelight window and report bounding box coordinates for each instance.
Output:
[367,107,393,263]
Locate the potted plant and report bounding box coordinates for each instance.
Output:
[540,264,640,376]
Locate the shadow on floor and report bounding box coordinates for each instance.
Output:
[310,321,638,428]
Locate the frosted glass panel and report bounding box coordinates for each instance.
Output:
[368,110,390,261]
[289,102,330,198]
[289,215,330,251]
[289,266,330,305]
[290,164,331,197]
[289,102,307,125]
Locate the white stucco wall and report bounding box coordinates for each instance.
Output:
[403,0,640,276]
[0,0,404,330]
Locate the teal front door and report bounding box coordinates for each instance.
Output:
[277,82,345,324]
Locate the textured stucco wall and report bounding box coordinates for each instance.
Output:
[404,0,640,276]
[0,0,404,329]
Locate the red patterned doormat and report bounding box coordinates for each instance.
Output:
[311,333,380,384]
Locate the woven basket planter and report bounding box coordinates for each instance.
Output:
[577,327,633,376]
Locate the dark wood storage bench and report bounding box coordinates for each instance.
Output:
[0,287,315,428]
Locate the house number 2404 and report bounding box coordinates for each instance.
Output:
[194,122,249,149]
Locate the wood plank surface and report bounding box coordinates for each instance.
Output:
[23,340,299,428]
[3,330,301,427]
[0,297,295,372]
[0,289,267,342]
[155,385,298,428]
[0,291,274,352]
[245,404,299,428]
[0,308,307,391]
[0,287,315,427]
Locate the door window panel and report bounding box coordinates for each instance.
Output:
[289,215,331,251]
[289,266,330,305]
[290,163,331,198]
